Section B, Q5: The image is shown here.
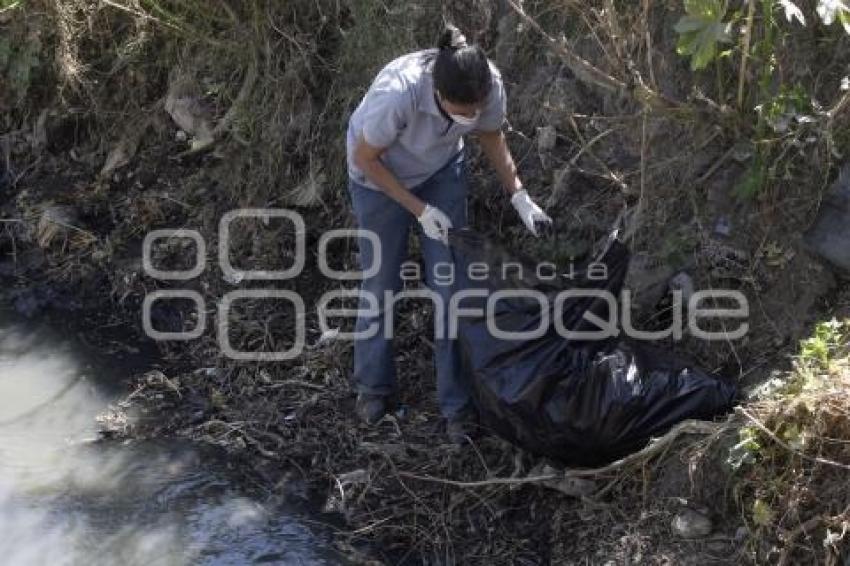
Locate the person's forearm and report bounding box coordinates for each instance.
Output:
[358,158,426,216]
[477,131,523,195]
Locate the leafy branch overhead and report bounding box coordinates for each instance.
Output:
[675,0,850,73]
[818,0,850,34]
[779,0,850,32]
[674,0,733,70]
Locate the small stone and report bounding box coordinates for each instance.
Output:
[394,404,409,419]
[175,130,188,143]
[735,526,749,541]
[730,141,754,163]
[706,541,729,553]
[671,509,713,538]
[669,272,695,303]
[223,270,245,285]
[625,252,675,313]
[537,125,557,152]
[192,367,222,377]
[714,214,732,237]
[803,163,850,271]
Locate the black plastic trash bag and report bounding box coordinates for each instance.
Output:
[449,230,737,467]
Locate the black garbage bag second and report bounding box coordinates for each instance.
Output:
[449,230,736,467]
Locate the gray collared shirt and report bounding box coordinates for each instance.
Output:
[346,49,506,190]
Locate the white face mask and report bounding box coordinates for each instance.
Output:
[449,110,480,126]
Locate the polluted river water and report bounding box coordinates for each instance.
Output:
[0,308,346,565]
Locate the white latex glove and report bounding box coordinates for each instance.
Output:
[417,204,453,244]
[511,189,553,236]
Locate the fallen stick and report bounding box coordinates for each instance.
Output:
[395,419,726,488]
[397,471,560,488]
[562,419,724,478]
[695,144,736,186]
[828,90,850,121]
[173,59,259,159]
[738,407,850,471]
[265,379,325,391]
[506,0,683,111]
[776,505,850,566]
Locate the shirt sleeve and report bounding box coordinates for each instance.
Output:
[474,70,507,133]
[360,76,411,148]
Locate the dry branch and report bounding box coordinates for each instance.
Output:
[828,90,850,122]
[397,471,560,488]
[506,0,683,111]
[738,0,757,111]
[394,419,725,493]
[739,407,850,471]
[562,419,725,478]
[173,59,258,158]
[776,506,850,566]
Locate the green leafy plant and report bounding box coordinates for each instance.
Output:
[799,319,847,367]
[675,0,734,70]
[752,498,775,527]
[757,83,812,133]
[727,425,762,469]
[732,1,815,199]
[735,154,767,199]
[817,0,850,34]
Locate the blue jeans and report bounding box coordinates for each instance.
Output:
[347,154,471,419]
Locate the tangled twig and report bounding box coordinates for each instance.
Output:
[506,0,683,111]
[397,471,560,488]
[738,407,850,471]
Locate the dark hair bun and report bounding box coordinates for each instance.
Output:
[432,23,491,104]
[437,24,468,51]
